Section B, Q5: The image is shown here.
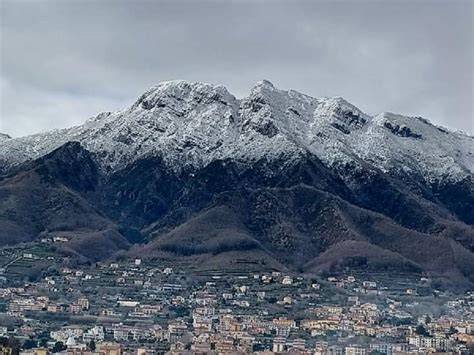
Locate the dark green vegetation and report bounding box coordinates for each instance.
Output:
[0,142,473,288]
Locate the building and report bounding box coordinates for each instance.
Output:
[272,337,285,353]
[282,276,293,285]
[0,347,13,355]
[345,344,367,355]
[98,343,122,355]
[77,298,89,310]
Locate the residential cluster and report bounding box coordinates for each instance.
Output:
[0,248,473,355]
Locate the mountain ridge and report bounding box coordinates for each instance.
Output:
[0,80,473,288]
[1,80,472,184]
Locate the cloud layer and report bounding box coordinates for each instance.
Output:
[1,0,472,137]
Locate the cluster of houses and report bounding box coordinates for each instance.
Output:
[0,252,473,354]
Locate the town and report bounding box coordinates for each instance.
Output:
[0,244,472,355]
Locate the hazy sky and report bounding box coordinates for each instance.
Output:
[1,0,473,137]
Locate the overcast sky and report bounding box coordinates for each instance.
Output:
[0,0,473,137]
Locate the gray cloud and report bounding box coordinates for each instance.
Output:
[1,0,472,137]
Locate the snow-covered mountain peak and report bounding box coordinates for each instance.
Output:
[253,79,275,87]
[0,80,472,184]
[249,79,276,93]
[131,80,237,112]
[319,96,365,114]
[314,97,368,121]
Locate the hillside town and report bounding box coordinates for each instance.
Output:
[1,1,473,355]
[0,245,473,355]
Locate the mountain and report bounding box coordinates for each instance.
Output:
[1,80,472,182]
[0,133,11,142]
[0,141,129,261]
[0,80,473,286]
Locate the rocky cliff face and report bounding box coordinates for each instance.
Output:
[0,81,473,285]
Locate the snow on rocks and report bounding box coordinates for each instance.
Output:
[0,80,472,185]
